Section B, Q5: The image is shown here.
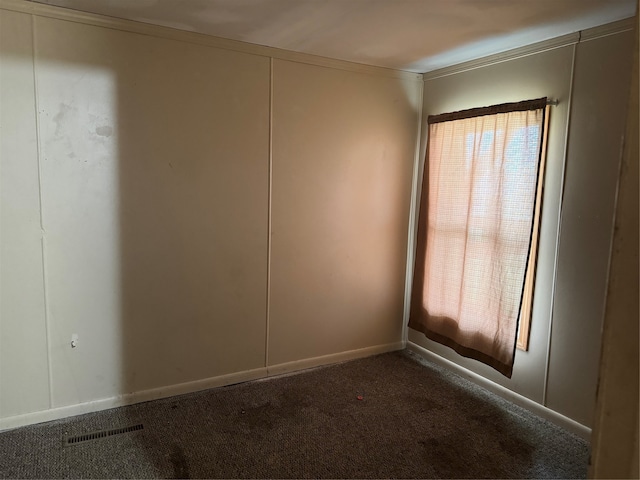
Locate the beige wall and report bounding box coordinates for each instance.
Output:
[0,4,420,426]
[269,60,418,366]
[0,9,50,418]
[589,16,639,479]
[410,27,634,428]
[2,0,632,436]
[546,30,635,427]
[34,17,271,407]
[411,45,574,405]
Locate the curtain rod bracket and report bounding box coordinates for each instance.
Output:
[547,99,559,106]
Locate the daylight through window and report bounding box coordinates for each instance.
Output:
[409,98,549,378]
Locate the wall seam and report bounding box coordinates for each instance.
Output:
[264,57,273,368]
[30,13,54,409]
[402,80,424,347]
[542,38,579,407]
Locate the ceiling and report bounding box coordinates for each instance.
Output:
[31,0,636,73]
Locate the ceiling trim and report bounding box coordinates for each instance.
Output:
[423,32,580,81]
[580,16,636,41]
[424,16,635,81]
[0,0,422,82]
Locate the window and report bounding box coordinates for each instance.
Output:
[409,98,549,378]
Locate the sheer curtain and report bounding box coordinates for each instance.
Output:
[409,99,548,378]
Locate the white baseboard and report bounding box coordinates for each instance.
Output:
[407,341,592,441]
[267,341,405,376]
[0,341,404,432]
[0,367,268,432]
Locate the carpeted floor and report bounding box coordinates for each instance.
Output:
[0,350,588,479]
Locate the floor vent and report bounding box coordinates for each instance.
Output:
[64,423,144,447]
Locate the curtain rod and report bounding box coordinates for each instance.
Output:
[428,97,550,124]
[547,99,559,106]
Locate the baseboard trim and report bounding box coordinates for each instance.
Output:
[267,341,405,376]
[0,367,268,432]
[407,341,592,441]
[0,341,403,432]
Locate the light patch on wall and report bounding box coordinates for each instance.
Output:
[35,59,124,405]
[399,76,423,112]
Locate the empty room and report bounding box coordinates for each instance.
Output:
[0,0,637,478]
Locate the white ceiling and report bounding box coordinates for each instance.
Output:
[31,0,636,73]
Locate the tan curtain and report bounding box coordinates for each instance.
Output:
[409,99,547,378]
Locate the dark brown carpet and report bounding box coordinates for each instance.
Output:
[0,350,588,478]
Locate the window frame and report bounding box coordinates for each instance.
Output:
[516,105,550,351]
